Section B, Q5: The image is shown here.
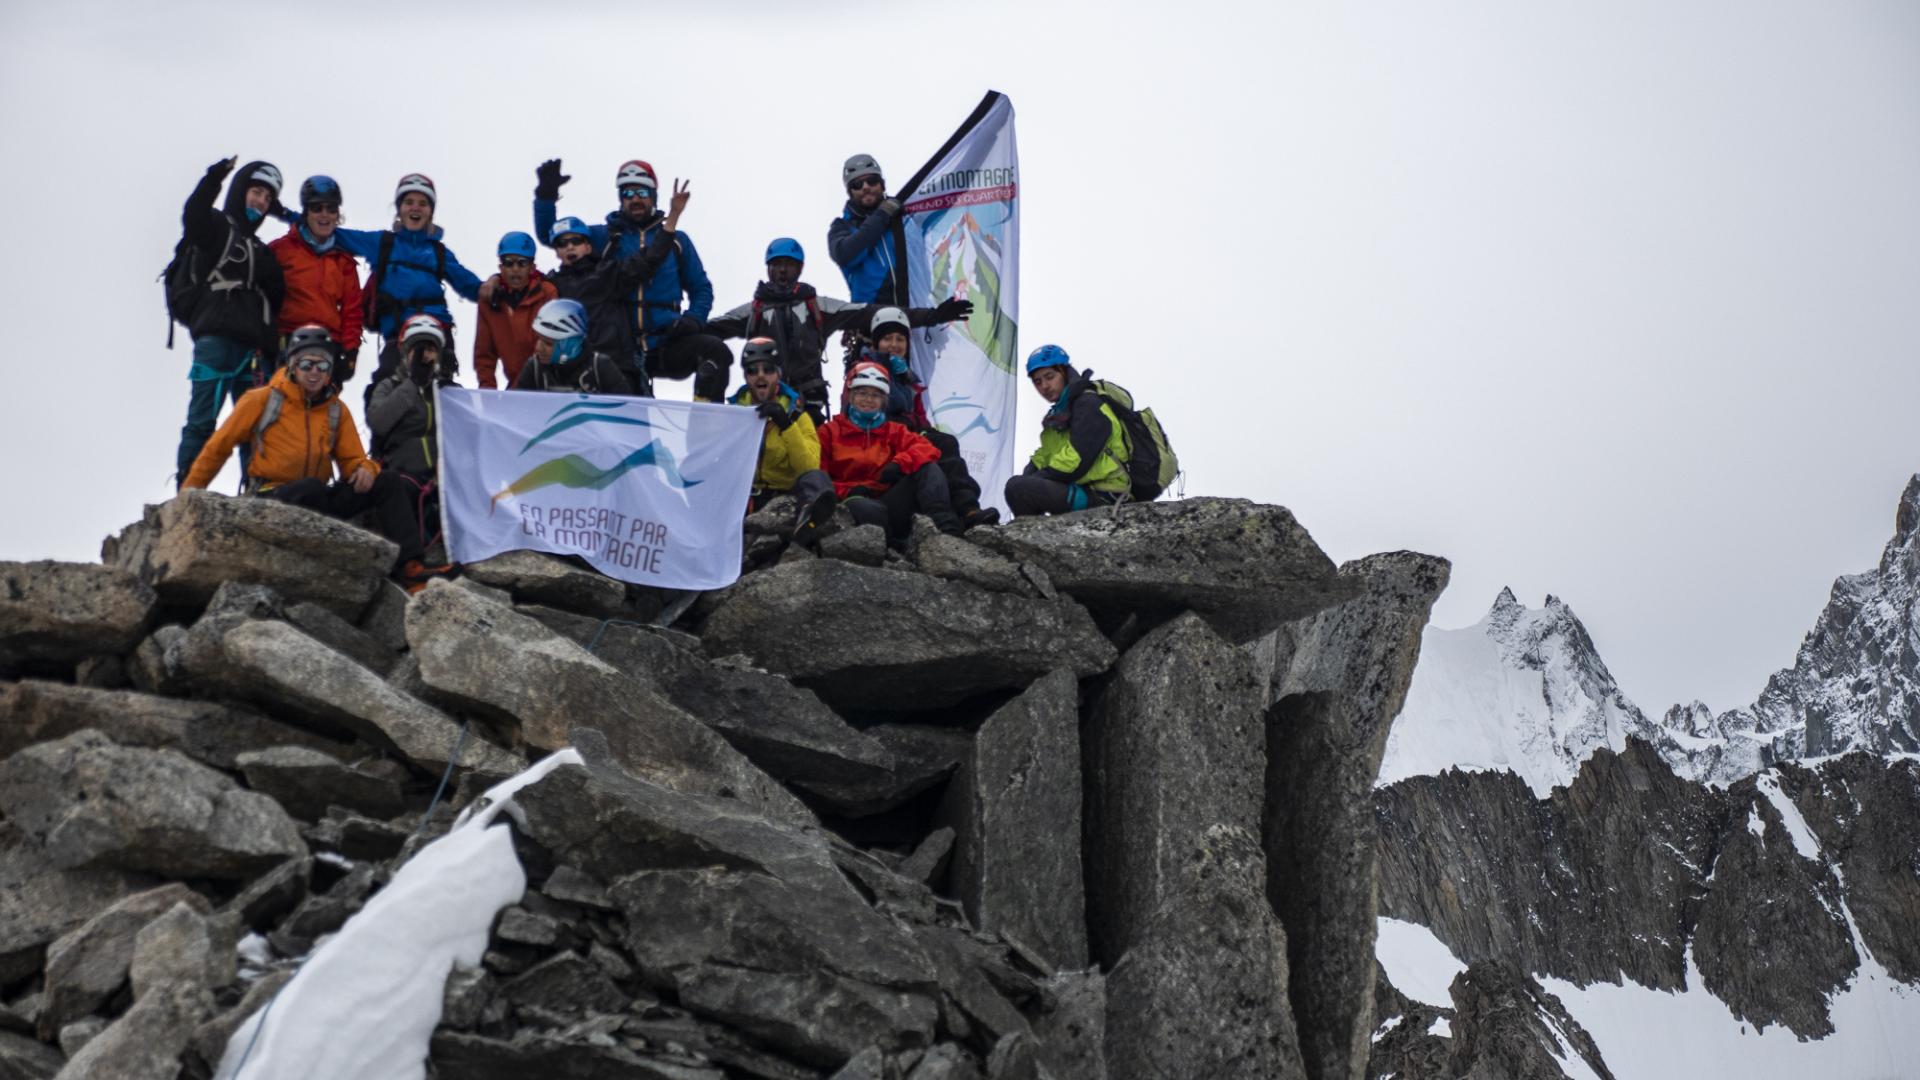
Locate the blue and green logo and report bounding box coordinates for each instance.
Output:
[490,401,698,513]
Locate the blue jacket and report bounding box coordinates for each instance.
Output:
[532,199,714,351]
[335,225,483,339]
[827,199,904,305]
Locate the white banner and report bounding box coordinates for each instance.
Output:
[900,91,1020,515]
[436,387,762,590]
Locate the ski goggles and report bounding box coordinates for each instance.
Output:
[292,357,333,373]
[618,186,655,199]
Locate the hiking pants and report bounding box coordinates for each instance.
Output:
[846,464,961,542]
[1005,474,1121,518]
[265,473,424,565]
[923,429,983,516]
[646,333,731,401]
[177,335,260,482]
[750,469,835,516]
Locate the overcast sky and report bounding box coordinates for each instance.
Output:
[2,0,1915,715]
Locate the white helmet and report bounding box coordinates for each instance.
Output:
[614,160,657,193]
[394,173,437,207]
[531,299,589,366]
[869,307,910,339]
[246,163,284,196]
[400,314,447,348]
[847,362,892,395]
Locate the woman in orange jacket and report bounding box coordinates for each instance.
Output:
[268,176,365,384]
[817,362,962,542]
[183,327,428,580]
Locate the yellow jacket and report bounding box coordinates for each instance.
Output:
[731,386,820,492]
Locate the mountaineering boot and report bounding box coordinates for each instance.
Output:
[964,506,1001,530]
[791,489,839,543]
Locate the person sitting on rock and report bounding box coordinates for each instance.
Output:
[472,231,556,390]
[181,325,431,586]
[543,191,681,396]
[858,306,998,529]
[1005,344,1130,517]
[729,338,837,538]
[512,299,633,394]
[819,361,962,543]
[705,237,970,421]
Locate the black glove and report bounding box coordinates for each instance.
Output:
[207,157,236,179]
[934,297,974,322]
[270,197,298,224]
[408,358,436,388]
[878,198,902,217]
[535,159,569,202]
[338,346,360,384]
[879,462,904,485]
[756,400,794,430]
[667,315,702,338]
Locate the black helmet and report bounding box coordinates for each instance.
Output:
[740,338,781,372]
[300,175,343,208]
[282,324,340,365]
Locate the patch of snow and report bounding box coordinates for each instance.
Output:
[235,933,274,969]
[1755,772,1821,861]
[314,851,354,869]
[1537,1003,1603,1080]
[1745,808,1766,841]
[1541,944,1920,1080]
[1371,1014,1402,1043]
[1376,917,1467,1009]
[1426,1014,1451,1038]
[213,749,584,1080]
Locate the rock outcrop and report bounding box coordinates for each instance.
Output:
[0,491,1447,1080]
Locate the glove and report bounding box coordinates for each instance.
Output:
[878,198,902,217]
[756,400,794,430]
[270,197,299,224]
[667,315,702,338]
[879,462,904,485]
[337,346,360,384]
[408,358,436,388]
[535,159,569,202]
[934,297,974,322]
[208,157,236,179]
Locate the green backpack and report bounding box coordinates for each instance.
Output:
[1084,371,1180,502]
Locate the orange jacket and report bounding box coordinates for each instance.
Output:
[268,231,365,353]
[182,367,378,491]
[817,414,940,497]
[474,275,558,389]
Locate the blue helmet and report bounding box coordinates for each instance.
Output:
[298,175,341,207]
[1026,344,1071,374]
[549,217,592,245]
[498,231,537,260]
[765,237,805,265]
[532,299,588,365]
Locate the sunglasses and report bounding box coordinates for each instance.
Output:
[293,357,333,373]
[500,257,532,268]
[848,176,885,192]
[554,236,590,248]
[304,202,340,214]
[744,362,780,376]
[619,187,655,200]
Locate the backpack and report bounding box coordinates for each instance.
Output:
[160,221,257,349]
[1084,371,1180,502]
[246,387,342,493]
[363,230,448,330]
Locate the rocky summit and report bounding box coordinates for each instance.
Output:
[0,493,1478,1079]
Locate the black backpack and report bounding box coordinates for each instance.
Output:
[160,221,255,349]
[363,230,449,329]
[1083,370,1181,502]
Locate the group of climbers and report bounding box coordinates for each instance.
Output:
[168,150,1167,587]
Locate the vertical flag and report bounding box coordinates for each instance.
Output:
[435,388,763,590]
[896,91,1020,513]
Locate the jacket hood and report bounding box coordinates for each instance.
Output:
[224,160,278,235]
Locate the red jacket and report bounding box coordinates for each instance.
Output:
[817,415,940,497]
[268,230,364,353]
[474,275,558,389]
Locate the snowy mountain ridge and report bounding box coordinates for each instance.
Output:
[1381,475,1920,793]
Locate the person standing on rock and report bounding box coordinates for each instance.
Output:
[705,237,971,422]
[1005,344,1130,517]
[729,338,837,538]
[181,326,431,585]
[512,299,633,395]
[170,157,288,486]
[859,306,998,529]
[828,154,906,307]
[472,232,556,390]
[332,173,484,407]
[531,158,729,401]
[267,175,364,390]
[819,361,963,543]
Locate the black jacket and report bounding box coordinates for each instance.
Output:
[512,353,634,396]
[366,373,442,479]
[180,163,285,352]
[547,234,668,363]
[707,282,945,391]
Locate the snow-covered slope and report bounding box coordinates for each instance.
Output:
[1383,476,1920,791]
